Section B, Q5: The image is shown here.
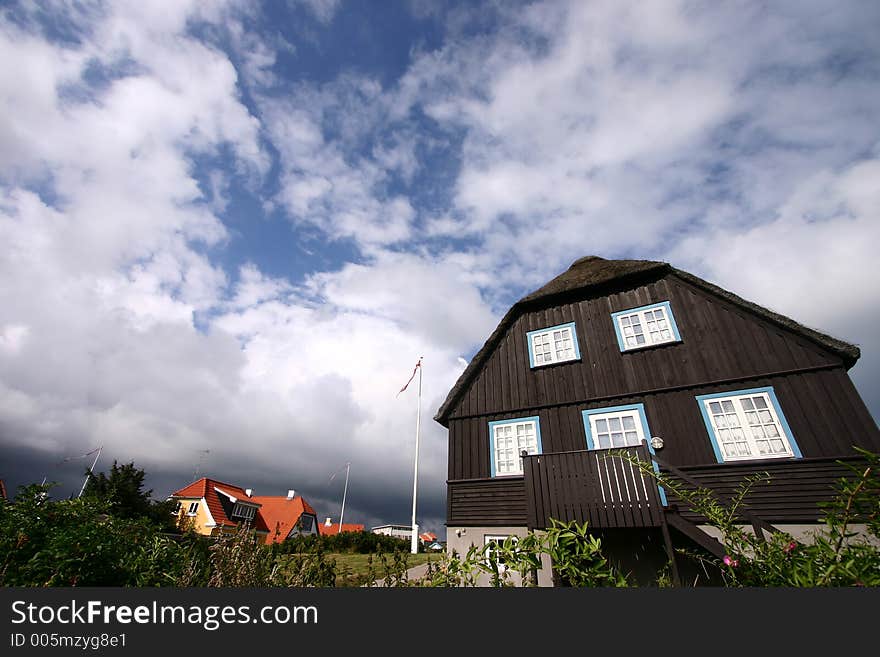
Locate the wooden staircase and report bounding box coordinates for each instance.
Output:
[522,442,780,585]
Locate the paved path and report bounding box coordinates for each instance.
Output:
[369,561,434,587]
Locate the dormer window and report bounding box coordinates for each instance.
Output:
[296,514,315,534]
[186,502,199,516]
[232,503,256,521]
[612,301,681,351]
[526,322,580,367]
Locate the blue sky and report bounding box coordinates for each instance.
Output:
[1,0,879,536]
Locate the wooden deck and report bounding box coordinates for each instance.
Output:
[523,444,664,530]
[448,447,867,532]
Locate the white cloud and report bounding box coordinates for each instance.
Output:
[671,157,880,346]
[2,0,879,536]
[293,0,340,25]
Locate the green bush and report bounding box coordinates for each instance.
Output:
[621,447,880,587]
[411,519,627,587]
[276,530,410,555]
[0,483,340,587]
[0,484,193,586]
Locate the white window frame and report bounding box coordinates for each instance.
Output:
[611,301,681,351]
[526,322,580,367]
[296,514,316,535]
[582,405,649,450]
[696,387,802,463]
[232,503,257,521]
[484,534,517,574]
[581,403,668,506]
[489,416,543,477]
[186,501,199,516]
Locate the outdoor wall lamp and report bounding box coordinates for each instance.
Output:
[650,436,664,450]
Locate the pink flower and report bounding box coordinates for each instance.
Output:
[784,541,797,553]
[723,555,739,568]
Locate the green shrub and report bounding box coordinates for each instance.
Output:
[276,530,409,555]
[621,447,880,587]
[0,484,190,586]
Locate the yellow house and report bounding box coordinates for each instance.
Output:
[169,477,269,540]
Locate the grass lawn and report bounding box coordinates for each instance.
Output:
[331,552,442,586]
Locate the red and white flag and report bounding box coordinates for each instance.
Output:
[397,358,422,397]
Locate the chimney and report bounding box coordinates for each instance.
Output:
[287,490,295,500]
[325,517,332,526]
[245,488,252,497]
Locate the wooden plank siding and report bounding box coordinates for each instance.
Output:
[444,269,880,528]
[523,445,664,530]
[446,369,880,523]
[445,273,842,420]
[446,369,880,481]
[447,478,527,527]
[664,456,867,524]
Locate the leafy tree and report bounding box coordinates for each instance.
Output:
[0,483,190,586]
[82,460,177,530]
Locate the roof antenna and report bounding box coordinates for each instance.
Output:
[192,449,210,481]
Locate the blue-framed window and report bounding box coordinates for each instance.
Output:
[526,322,580,367]
[489,416,543,477]
[581,403,667,506]
[696,387,802,463]
[611,301,681,351]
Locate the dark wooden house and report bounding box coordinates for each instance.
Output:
[435,256,880,585]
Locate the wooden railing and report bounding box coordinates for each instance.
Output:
[523,444,664,530]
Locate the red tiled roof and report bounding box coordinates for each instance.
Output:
[0,479,7,500]
[170,477,268,533]
[251,495,318,544]
[419,532,437,543]
[319,522,364,535]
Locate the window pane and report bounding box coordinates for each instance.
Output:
[622,416,636,430]
[595,419,608,432]
[704,390,794,462]
[608,418,621,431]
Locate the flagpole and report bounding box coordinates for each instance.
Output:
[78,445,102,498]
[410,358,422,554]
[338,462,350,535]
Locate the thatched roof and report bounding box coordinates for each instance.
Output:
[434,256,860,424]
